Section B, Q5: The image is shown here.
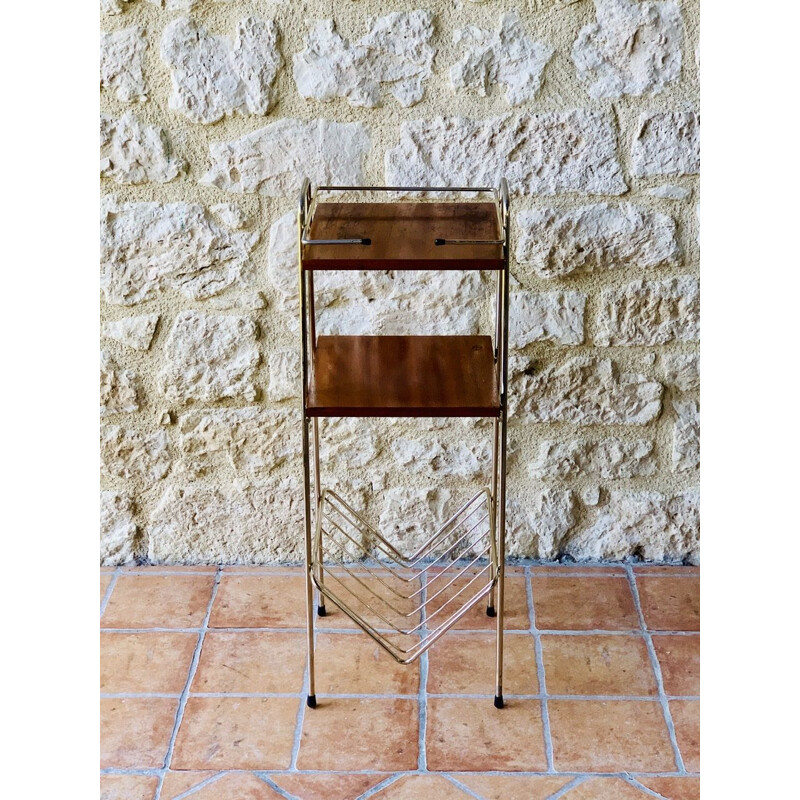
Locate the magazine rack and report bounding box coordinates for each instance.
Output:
[298,179,510,708]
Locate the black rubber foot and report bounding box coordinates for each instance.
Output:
[307,694,317,709]
[486,605,496,618]
[317,605,327,617]
[494,694,504,709]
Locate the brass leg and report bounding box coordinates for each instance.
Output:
[302,414,317,708]
[312,417,326,617]
[487,417,499,618]
[495,404,507,709]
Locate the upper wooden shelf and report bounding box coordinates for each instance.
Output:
[306,335,500,418]
[302,202,504,270]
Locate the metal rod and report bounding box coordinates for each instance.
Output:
[434,238,505,246]
[302,237,372,246]
[317,185,497,193]
[312,417,325,616]
[298,178,317,708]
[495,177,510,709]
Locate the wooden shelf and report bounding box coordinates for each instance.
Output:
[306,335,500,418]
[303,202,503,271]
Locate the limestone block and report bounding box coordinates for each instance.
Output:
[100,425,172,481]
[149,479,304,563]
[319,418,382,470]
[506,489,578,559]
[100,196,258,305]
[178,407,299,476]
[101,0,132,14]
[385,112,626,196]
[647,184,691,200]
[663,353,699,393]
[565,488,699,562]
[515,203,680,279]
[391,437,491,478]
[530,438,656,479]
[161,16,282,124]
[672,398,699,472]
[201,119,370,196]
[379,487,452,556]
[100,491,137,565]
[294,12,435,108]
[572,0,683,98]
[100,113,184,184]
[268,349,300,402]
[450,12,553,105]
[102,315,159,351]
[100,351,140,416]
[510,291,586,347]
[100,26,148,103]
[595,277,699,346]
[511,355,662,425]
[632,110,700,176]
[158,311,259,404]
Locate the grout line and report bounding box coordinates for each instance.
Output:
[98,690,682,701]
[625,775,672,799]
[546,775,588,799]
[356,773,405,799]
[446,774,489,800]
[417,571,429,771]
[99,625,698,637]
[257,773,300,800]
[288,631,310,771]
[100,567,122,617]
[101,767,700,778]
[167,772,224,800]
[527,565,555,773]
[154,568,222,800]
[626,566,686,774]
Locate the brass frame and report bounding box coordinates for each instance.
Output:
[298,179,510,709]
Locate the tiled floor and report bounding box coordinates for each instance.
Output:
[100,564,699,800]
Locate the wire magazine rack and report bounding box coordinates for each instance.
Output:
[298,179,510,709]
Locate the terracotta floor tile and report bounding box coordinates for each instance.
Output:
[564,777,653,798]
[99,773,159,800]
[531,566,627,576]
[160,771,217,799]
[638,576,700,631]
[548,699,675,772]
[634,566,699,576]
[653,634,700,696]
[270,774,386,800]
[541,634,657,696]
[297,698,418,771]
[425,573,529,630]
[192,631,306,694]
[532,577,639,631]
[671,699,700,772]
[171,697,299,770]
[102,574,215,629]
[101,632,197,694]
[636,776,701,799]
[100,697,177,768]
[427,633,537,695]
[315,633,420,694]
[426,698,546,771]
[319,574,422,631]
[209,575,307,628]
[125,565,217,573]
[164,773,283,799]
[453,774,572,800]
[372,775,473,799]
[101,573,114,605]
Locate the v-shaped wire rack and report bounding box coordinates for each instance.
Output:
[313,488,496,664]
[298,178,510,709]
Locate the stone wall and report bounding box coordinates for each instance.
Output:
[100,0,700,565]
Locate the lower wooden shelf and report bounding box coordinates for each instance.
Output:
[305,335,500,418]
